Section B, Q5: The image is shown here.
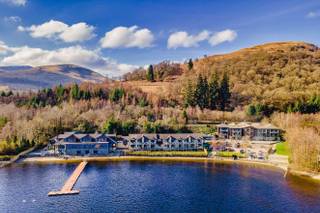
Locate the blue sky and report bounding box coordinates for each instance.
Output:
[1,0,320,77]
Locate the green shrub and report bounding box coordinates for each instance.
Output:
[0,155,12,161]
[216,151,246,158]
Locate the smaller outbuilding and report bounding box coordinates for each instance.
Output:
[216,122,281,142]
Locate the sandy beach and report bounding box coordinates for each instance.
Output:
[22,155,286,171]
[20,155,320,182]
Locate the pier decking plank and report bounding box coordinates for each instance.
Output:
[48,161,88,196]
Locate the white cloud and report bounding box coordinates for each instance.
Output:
[0,0,26,6]
[3,16,21,23]
[306,11,320,18]
[59,23,95,42]
[0,41,137,77]
[208,29,237,46]
[167,30,209,49]
[18,20,95,43]
[100,26,154,48]
[167,29,237,48]
[18,20,68,38]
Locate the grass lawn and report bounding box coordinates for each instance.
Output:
[276,142,290,156]
[0,155,13,161]
[126,150,208,157]
[216,151,246,158]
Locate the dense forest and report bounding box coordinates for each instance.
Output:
[0,79,251,155]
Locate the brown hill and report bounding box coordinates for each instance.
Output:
[190,41,320,107]
[205,41,318,60]
[122,41,320,109]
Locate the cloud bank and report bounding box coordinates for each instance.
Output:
[100,26,154,48]
[0,41,137,77]
[167,30,209,49]
[167,29,237,48]
[18,20,95,43]
[208,29,237,46]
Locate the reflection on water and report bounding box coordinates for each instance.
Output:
[0,161,319,213]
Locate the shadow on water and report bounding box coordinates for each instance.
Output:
[285,173,320,196]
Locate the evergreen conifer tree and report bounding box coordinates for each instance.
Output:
[71,83,80,100]
[187,59,193,70]
[208,73,219,110]
[146,65,154,81]
[184,80,195,107]
[219,73,231,111]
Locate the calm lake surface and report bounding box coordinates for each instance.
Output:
[0,161,320,213]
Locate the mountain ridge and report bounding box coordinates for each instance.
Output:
[0,64,107,91]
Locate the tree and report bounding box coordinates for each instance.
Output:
[121,121,137,135]
[182,110,188,124]
[82,90,91,100]
[6,91,13,96]
[95,88,107,99]
[56,84,65,102]
[71,84,80,100]
[187,58,193,70]
[184,80,195,107]
[202,76,209,109]
[208,73,219,110]
[219,73,230,111]
[247,104,256,116]
[194,74,203,109]
[146,65,154,82]
[102,117,121,134]
[75,119,96,133]
[194,74,209,110]
[0,116,7,131]
[110,88,125,102]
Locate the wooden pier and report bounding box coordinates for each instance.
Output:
[48,161,88,196]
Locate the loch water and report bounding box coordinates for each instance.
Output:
[0,161,320,213]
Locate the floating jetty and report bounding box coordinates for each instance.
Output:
[48,161,88,196]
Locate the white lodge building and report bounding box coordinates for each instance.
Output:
[216,122,281,141]
[124,134,205,151]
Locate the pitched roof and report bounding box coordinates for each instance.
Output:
[56,132,117,140]
[128,134,204,140]
[57,132,77,139]
[217,122,279,129]
[75,134,90,139]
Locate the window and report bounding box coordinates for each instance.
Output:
[85,150,89,154]
[93,150,98,154]
[77,150,81,155]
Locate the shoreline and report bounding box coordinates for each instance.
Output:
[22,155,286,170]
[19,156,320,181]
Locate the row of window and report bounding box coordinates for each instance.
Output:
[63,136,114,143]
[130,140,203,144]
[60,144,109,149]
[131,144,202,147]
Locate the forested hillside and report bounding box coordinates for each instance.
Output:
[123,42,320,113]
[190,42,320,109]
